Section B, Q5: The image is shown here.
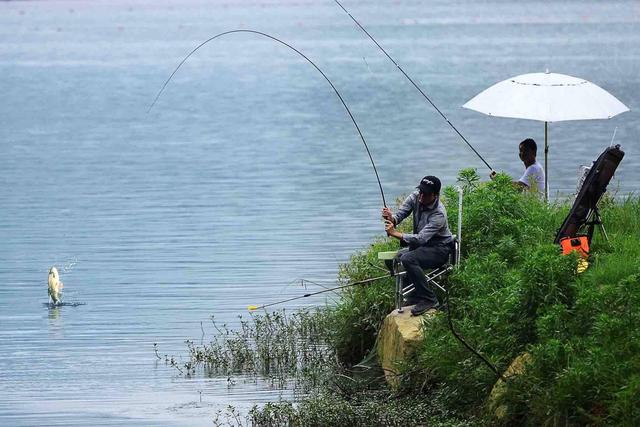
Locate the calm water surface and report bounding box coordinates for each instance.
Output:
[1,0,639,425]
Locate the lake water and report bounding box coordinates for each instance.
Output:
[1,0,638,425]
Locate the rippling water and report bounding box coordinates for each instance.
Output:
[1,0,638,425]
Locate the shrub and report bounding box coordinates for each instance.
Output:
[329,171,640,424]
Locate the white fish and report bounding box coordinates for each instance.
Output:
[48,266,64,305]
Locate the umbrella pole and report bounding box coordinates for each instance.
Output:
[544,121,549,202]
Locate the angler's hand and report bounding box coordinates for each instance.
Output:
[385,220,401,239]
[381,207,394,222]
[489,170,497,180]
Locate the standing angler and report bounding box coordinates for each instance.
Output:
[515,138,545,193]
[382,176,454,316]
[491,138,545,193]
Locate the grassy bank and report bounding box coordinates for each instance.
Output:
[316,171,640,426]
[171,170,639,426]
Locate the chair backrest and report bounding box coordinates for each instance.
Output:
[449,235,460,266]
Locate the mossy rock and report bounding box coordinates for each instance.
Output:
[488,352,532,421]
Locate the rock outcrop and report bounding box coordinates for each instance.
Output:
[488,352,532,420]
[377,307,437,387]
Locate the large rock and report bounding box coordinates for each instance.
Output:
[377,307,437,387]
[488,352,532,421]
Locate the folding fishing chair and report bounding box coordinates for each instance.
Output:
[379,237,459,313]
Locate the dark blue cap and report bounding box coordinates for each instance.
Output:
[417,176,441,194]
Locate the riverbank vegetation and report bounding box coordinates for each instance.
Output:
[167,170,639,426]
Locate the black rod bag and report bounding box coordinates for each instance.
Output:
[554,144,625,244]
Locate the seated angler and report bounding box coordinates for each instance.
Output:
[382,176,454,316]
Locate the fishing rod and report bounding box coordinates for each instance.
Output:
[247,273,391,311]
[248,265,503,377]
[333,0,495,172]
[149,29,387,207]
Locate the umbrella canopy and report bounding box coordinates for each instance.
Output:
[463,72,629,122]
[462,71,629,200]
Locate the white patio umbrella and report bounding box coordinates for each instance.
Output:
[463,71,629,200]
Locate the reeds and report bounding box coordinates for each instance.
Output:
[169,309,336,393]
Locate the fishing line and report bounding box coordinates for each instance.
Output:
[609,126,618,147]
[149,29,387,207]
[333,0,494,172]
[247,273,391,311]
[300,278,333,291]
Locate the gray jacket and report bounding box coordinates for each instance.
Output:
[392,191,453,247]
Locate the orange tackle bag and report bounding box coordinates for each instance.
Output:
[559,235,589,258]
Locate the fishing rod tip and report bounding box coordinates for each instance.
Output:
[247,305,259,311]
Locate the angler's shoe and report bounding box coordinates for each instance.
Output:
[402,296,421,307]
[411,300,440,316]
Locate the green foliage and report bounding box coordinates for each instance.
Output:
[327,237,398,365]
[454,173,554,254]
[249,391,476,427]
[456,167,481,193]
[418,177,639,424]
[327,171,640,425]
[167,309,336,392]
[503,272,640,425]
[323,193,417,366]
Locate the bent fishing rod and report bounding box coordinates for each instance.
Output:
[247,273,391,311]
[333,0,494,172]
[149,29,387,207]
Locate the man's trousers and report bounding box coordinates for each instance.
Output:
[396,242,453,304]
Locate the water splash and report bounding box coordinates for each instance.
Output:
[43,302,87,308]
[61,257,78,274]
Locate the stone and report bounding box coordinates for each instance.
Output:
[377,307,437,387]
[488,352,532,420]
